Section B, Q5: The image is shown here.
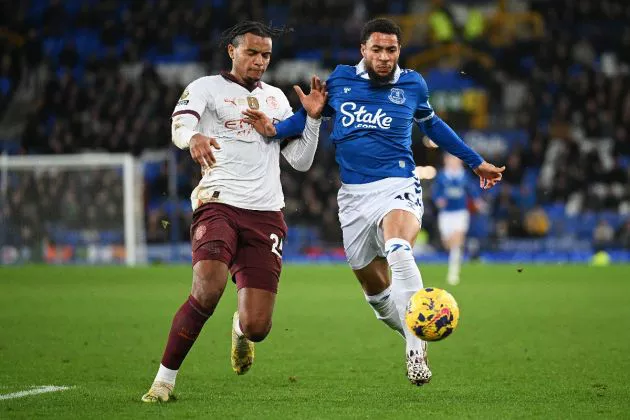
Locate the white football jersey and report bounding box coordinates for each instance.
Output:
[172,73,294,212]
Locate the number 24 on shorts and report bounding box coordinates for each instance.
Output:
[269,233,283,258]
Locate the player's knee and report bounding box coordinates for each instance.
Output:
[240,317,272,342]
[190,291,221,315]
[191,262,228,314]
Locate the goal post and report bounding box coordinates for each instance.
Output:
[0,152,150,266]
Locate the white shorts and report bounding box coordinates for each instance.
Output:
[438,209,470,239]
[338,176,424,270]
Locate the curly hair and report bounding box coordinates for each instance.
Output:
[360,18,401,43]
[219,21,292,48]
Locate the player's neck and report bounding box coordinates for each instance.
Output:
[221,70,261,92]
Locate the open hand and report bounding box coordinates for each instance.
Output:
[294,75,328,119]
[473,161,505,190]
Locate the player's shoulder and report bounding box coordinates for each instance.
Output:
[260,81,285,95]
[328,64,356,81]
[260,82,290,102]
[186,75,224,90]
[331,64,356,76]
[398,69,428,88]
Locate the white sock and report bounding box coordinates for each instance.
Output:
[155,364,178,386]
[385,238,427,357]
[448,246,462,282]
[365,285,404,338]
[233,312,244,337]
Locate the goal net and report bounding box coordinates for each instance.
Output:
[0,153,148,266]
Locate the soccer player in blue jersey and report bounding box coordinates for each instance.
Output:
[433,153,484,285]
[243,18,504,386]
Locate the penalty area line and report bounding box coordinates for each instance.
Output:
[0,385,73,401]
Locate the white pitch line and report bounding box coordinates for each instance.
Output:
[0,386,71,401]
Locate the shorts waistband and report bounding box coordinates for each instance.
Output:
[340,176,418,194]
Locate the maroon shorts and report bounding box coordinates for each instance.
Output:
[190,202,288,293]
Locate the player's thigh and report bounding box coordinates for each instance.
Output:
[381,208,421,244]
[342,224,381,271]
[190,203,239,309]
[231,209,287,294]
[379,177,424,245]
[338,196,380,270]
[191,260,229,311]
[191,203,239,266]
[353,256,390,296]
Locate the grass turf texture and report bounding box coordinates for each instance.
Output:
[1,265,629,419]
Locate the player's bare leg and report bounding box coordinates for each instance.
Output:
[381,209,432,385]
[443,231,465,285]
[231,286,276,375]
[142,260,228,402]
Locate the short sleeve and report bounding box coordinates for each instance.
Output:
[172,78,213,120]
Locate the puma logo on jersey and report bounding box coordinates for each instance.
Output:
[340,102,392,129]
[344,87,351,93]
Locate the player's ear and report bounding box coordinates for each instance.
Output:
[227,44,235,60]
[360,43,367,58]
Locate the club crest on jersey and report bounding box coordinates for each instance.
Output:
[388,88,406,104]
[247,96,260,109]
[266,96,279,109]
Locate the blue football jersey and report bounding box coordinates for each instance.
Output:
[431,170,480,212]
[325,61,435,184]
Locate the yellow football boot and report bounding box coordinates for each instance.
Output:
[231,312,254,375]
[141,381,174,403]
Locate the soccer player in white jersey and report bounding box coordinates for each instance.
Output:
[432,153,484,285]
[244,18,505,386]
[141,22,327,403]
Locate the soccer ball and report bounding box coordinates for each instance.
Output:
[405,287,460,341]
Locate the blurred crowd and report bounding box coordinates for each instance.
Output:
[3,169,124,249]
[1,0,630,251]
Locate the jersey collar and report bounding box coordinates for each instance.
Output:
[355,59,402,84]
[220,71,262,92]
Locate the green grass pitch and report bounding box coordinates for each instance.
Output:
[1,264,629,419]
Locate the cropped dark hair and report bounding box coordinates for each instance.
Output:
[220,21,292,47]
[360,18,402,44]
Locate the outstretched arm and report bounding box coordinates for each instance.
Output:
[418,117,505,190]
[244,77,328,140]
[415,77,504,189]
[242,76,327,171]
[274,108,308,139]
[280,116,321,171]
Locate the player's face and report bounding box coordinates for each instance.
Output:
[361,33,400,84]
[229,33,272,85]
